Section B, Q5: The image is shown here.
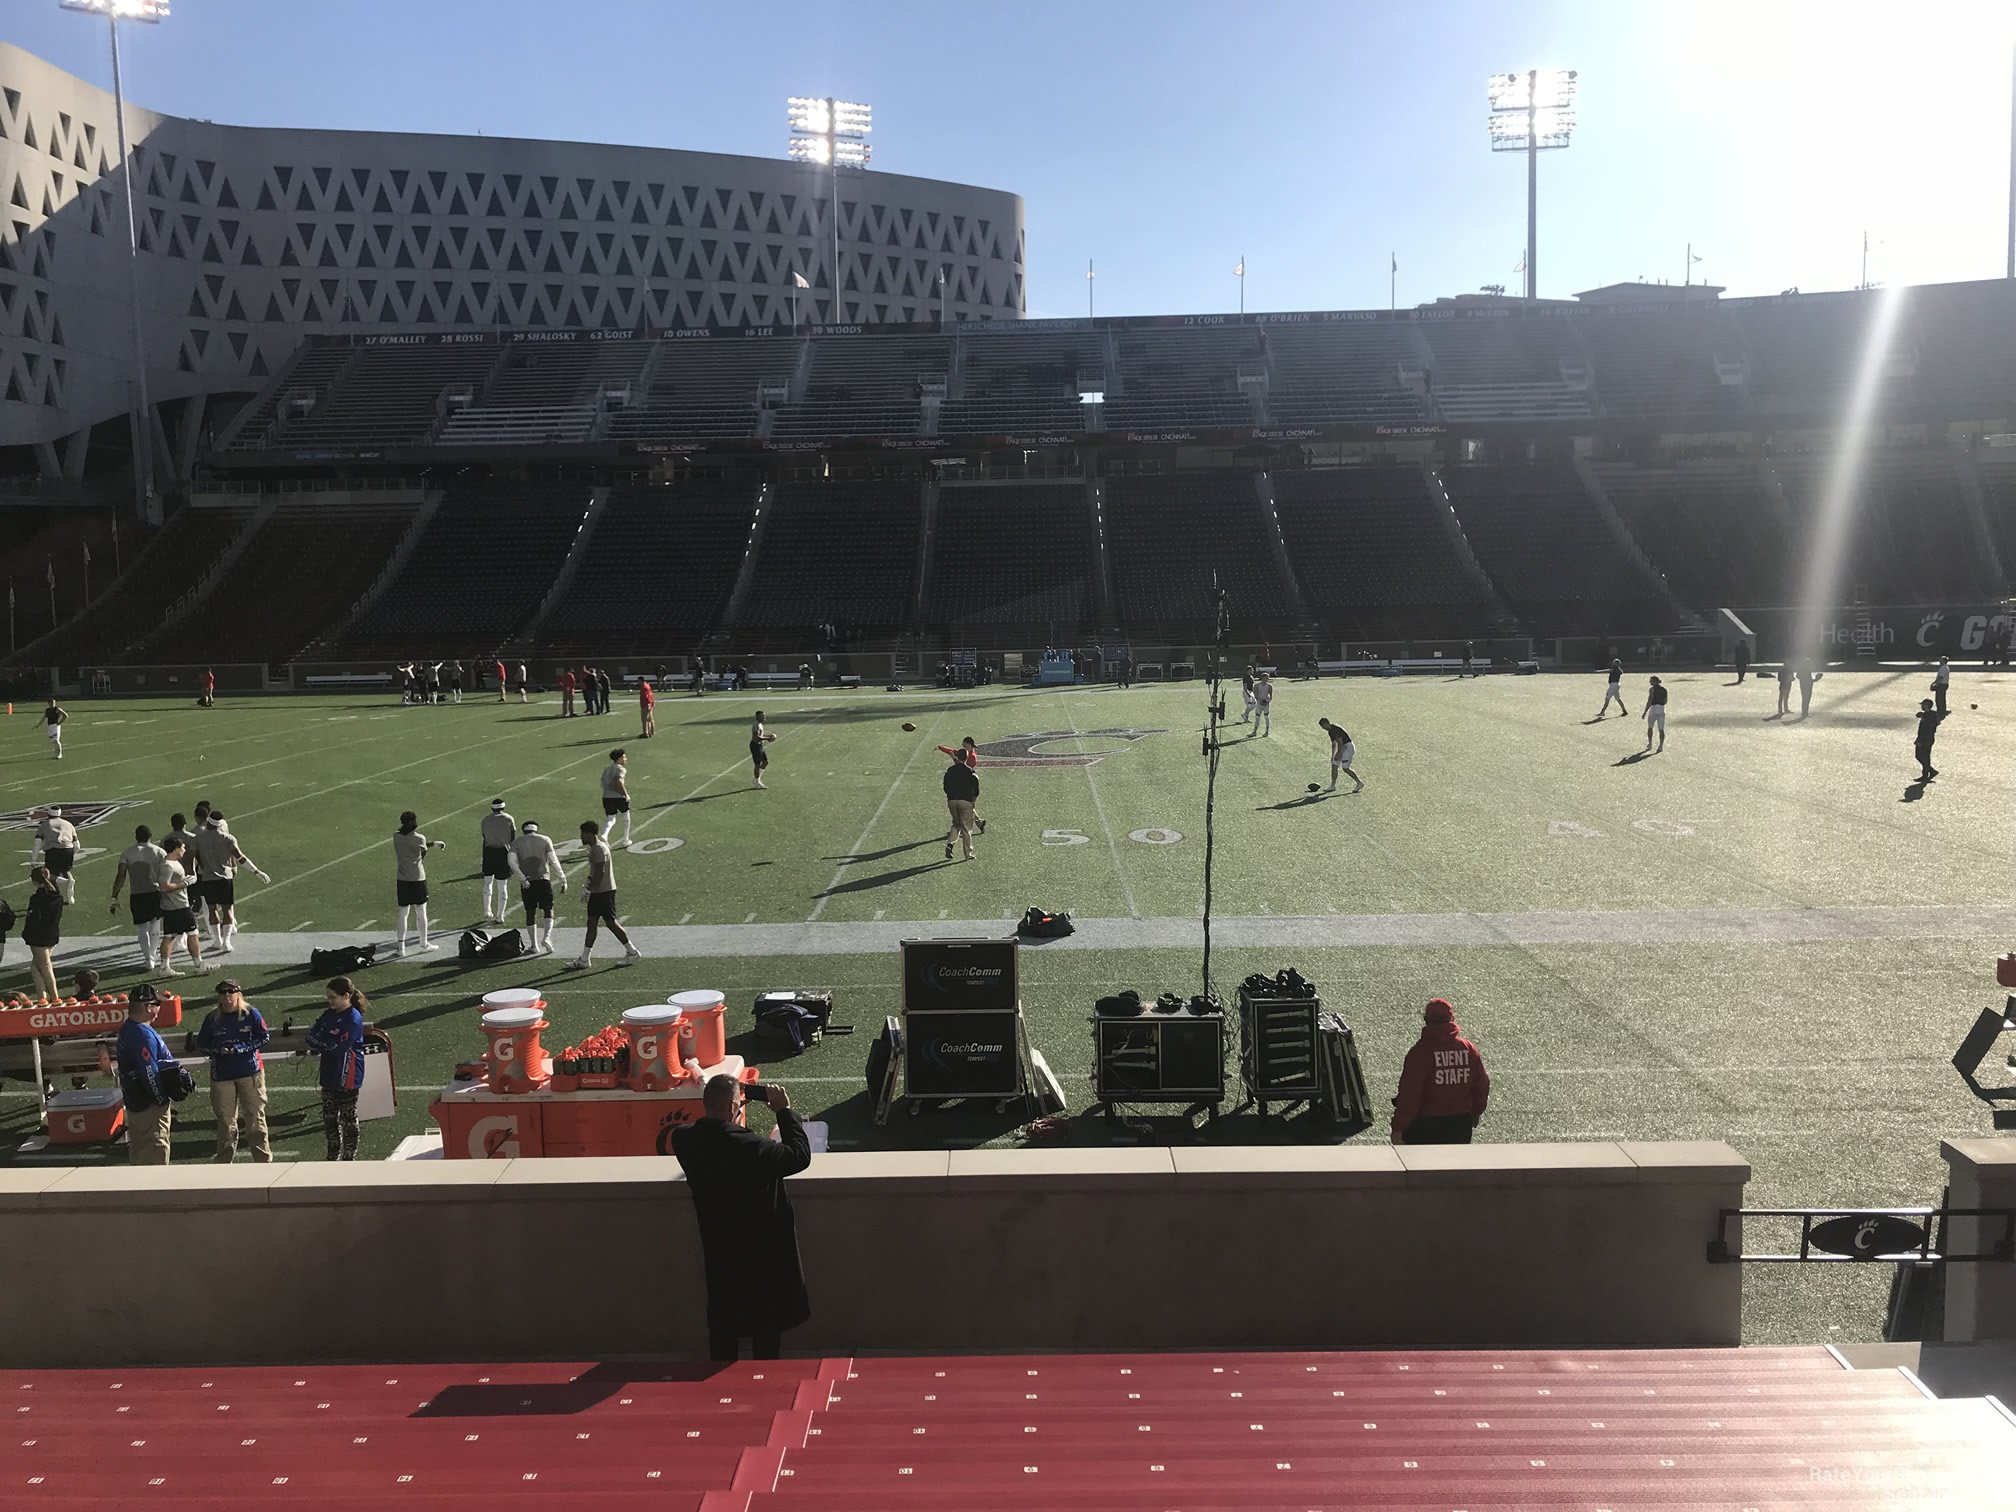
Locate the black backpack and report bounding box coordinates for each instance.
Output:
[480,929,527,962]
[309,942,376,975]
[1018,906,1075,939]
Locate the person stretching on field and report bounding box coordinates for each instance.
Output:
[1318,718,1363,793]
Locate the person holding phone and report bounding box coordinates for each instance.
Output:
[670,1076,812,1362]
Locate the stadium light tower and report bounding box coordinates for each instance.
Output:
[787,97,872,323]
[59,0,167,526]
[1487,68,1577,302]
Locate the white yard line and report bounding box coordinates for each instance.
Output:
[71,900,2016,967]
[1059,693,1140,918]
[806,704,951,923]
[249,745,615,903]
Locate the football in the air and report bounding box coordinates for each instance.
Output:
[1972,703,1979,710]
[901,722,917,732]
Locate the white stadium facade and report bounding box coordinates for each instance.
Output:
[0,41,1025,482]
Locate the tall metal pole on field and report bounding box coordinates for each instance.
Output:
[1525,80,1538,301]
[1488,68,1577,304]
[788,97,872,325]
[61,0,169,527]
[1198,575,1231,1001]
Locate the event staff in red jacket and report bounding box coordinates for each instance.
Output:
[1390,997,1491,1144]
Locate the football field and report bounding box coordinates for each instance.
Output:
[0,666,2009,1343]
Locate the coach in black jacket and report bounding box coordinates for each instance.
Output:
[671,1074,813,1362]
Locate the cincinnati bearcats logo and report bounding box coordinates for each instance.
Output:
[0,799,143,832]
[969,729,1165,769]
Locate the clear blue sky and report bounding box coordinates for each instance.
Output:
[8,0,2013,316]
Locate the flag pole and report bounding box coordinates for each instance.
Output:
[1390,252,1396,311]
[1238,254,1245,316]
[1087,257,1095,319]
[46,559,55,628]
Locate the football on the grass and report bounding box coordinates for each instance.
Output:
[1306,782,1321,793]
[901,722,917,732]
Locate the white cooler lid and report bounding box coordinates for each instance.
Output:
[668,989,725,1011]
[622,1005,682,1027]
[48,1087,124,1110]
[480,988,543,1011]
[480,1006,545,1030]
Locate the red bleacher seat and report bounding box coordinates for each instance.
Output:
[6,1348,2007,1508]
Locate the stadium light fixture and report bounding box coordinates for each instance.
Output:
[788,96,873,323]
[1487,68,1577,301]
[59,0,167,526]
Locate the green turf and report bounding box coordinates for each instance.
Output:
[0,668,2006,1344]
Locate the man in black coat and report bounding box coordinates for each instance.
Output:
[671,1075,812,1362]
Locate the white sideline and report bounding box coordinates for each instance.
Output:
[40,901,2016,968]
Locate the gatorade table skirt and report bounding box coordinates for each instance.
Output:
[430,1056,751,1159]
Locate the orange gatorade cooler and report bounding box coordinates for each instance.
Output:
[46,1087,125,1145]
[481,986,545,1018]
[667,989,727,1066]
[480,1005,550,1094]
[622,1005,688,1092]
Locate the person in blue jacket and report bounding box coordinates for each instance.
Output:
[195,978,271,1164]
[305,976,368,1160]
[116,983,183,1165]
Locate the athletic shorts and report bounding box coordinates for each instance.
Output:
[128,891,161,926]
[602,796,629,816]
[481,846,511,880]
[160,907,197,939]
[199,878,236,909]
[42,847,74,878]
[1334,743,1355,767]
[585,889,618,922]
[45,725,60,742]
[396,879,429,907]
[750,741,769,770]
[520,878,554,916]
[1647,708,1666,729]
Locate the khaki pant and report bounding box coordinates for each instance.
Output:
[210,1071,271,1163]
[945,798,976,859]
[28,945,57,1000]
[127,1101,172,1164]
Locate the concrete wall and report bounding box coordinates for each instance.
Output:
[0,1141,1746,1366]
[1941,1137,2016,1342]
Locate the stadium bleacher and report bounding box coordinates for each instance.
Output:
[1594,461,1792,609]
[334,483,595,658]
[736,480,923,645]
[941,327,1102,437]
[266,343,505,451]
[1104,325,1256,431]
[1421,312,1594,421]
[537,481,756,657]
[1103,472,1298,640]
[1770,450,1994,605]
[1579,307,1743,422]
[141,502,419,666]
[922,482,1098,642]
[25,504,258,666]
[1271,466,1495,640]
[219,341,358,451]
[772,335,949,440]
[1260,321,1425,426]
[603,339,798,442]
[0,506,125,647]
[11,1347,2010,1508]
[1442,463,1674,635]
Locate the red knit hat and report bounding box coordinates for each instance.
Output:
[1424,998,1455,1022]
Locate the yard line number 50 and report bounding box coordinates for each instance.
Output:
[1042,828,1184,847]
